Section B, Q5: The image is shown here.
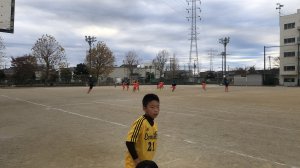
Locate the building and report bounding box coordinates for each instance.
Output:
[234,74,263,86]
[279,9,300,86]
[105,63,160,84]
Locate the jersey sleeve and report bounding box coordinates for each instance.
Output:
[126,117,145,143]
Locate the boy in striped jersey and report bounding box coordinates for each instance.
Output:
[125,94,160,168]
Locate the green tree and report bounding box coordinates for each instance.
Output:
[74,63,89,82]
[87,42,115,83]
[11,54,37,84]
[60,68,72,83]
[32,34,67,84]
[0,70,6,82]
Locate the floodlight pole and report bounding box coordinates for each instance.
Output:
[264,46,266,84]
[219,37,230,77]
[85,36,97,71]
[276,3,284,17]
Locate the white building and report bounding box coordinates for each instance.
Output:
[279,9,300,86]
[107,63,160,84]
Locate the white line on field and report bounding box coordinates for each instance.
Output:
[162,105,299,132]
[225,150,288,166]
[95,101,197,117]
[51,107,128,127]
[56,102,97,107]
[183,139,197,144]
[160,129,298,168]
[183,139,297,168]
[60,100,298,132]
[1,95,51,108]
[93,100,299,132]
[1,95,128,128]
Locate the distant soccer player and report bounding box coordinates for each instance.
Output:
[201,80,206,91]
[126,81,130,91]
[125,94,160,168]
[158,81,164,90]
[87,75,94,94]
[133,80,138,92]
[223,77,229,92]
[171,80,176,92]
[122,81,126,91]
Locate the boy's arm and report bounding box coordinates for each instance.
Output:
[125,141,138,160]
[126,117,145,165]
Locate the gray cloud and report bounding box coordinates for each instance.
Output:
[1,0,300,70]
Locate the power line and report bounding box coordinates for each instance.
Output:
[160,0,187,16]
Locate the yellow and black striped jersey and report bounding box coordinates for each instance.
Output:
[125,115,158,168]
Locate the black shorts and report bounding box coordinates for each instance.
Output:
[89,85,93,89]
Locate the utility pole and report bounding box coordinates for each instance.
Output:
[85,36,96,72]
[207,49,217,71]
[220,52,224,78]
[219,37,230,77]
[268,56,272,70]
[186,0,201,81]
[193,59,196,80]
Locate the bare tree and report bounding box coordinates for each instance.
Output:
[123,51,140,78]
[234,67,247,77]
[273,56,280,68]
[170,54,180,79]
[0,36,5,68]
[87,42,115,83]
[153,50,169,79]
[248,65,256,74]
[32,34,67,83]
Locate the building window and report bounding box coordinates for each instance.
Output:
[284,51,296,57]
[284,23,295,30]
[284,38,296,44]
[284,66,295,71]
[284,78,295,82]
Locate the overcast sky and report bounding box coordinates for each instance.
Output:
[1,0,300,71]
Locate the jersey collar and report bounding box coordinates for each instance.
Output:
[143,114,154,126]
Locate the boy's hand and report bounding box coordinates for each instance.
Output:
[134,158,141,166]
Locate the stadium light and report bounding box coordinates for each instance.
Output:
[85,36,97,71]
[219,37,230,77]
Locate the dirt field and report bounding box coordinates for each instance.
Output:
[0,85,299,168]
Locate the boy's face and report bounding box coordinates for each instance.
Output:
[143,100,160,119]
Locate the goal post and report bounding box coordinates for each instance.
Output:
[0,0,15,33]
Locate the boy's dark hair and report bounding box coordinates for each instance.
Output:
[142,94,159,107]
[136,160,158,168]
